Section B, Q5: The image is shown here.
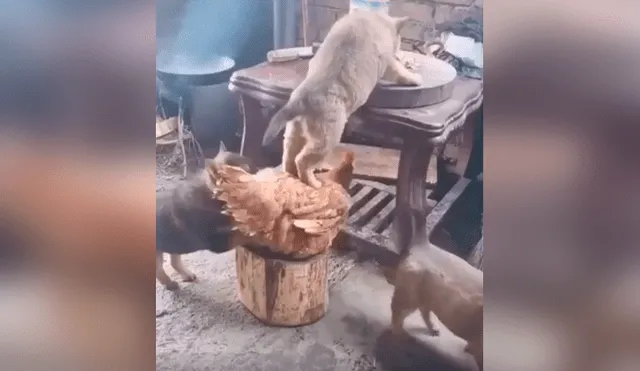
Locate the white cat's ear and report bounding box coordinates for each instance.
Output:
[393,16,411,32]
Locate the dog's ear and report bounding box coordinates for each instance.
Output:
[218,141,227,153]
[210,142,228,165]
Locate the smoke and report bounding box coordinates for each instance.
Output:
[168,0,260,63]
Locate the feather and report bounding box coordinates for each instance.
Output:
[202,157,353,259]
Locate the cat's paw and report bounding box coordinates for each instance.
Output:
[180,272,197,282]
[427,327,440,337]
[164,280,180,291]
[284,162,298,177]
[307,177,323,189]
[408,73,423,86]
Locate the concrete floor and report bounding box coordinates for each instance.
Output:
[155,250,477,371]
[154,148,477,371]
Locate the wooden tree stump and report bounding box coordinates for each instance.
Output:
[235,245,329,327]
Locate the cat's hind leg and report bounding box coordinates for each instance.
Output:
[295,139,328,189]
[295,113,345,188]
[282,120,305,177]
[384,57,423,86]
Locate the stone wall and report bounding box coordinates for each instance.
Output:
[297,0,483,48]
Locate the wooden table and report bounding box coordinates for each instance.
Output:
[228,59,483,262]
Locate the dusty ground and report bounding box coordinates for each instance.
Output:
[155,150,476,371]
[156,150,183,192]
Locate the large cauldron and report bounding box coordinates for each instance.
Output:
[156,53,235,89]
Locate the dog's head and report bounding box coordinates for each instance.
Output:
[196,142,259,211]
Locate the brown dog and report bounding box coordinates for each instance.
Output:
[385,207,483,369]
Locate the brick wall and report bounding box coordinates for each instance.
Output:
[297,0,483,48]
[157,0,482,58]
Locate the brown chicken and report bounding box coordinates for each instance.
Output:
[205,151,355,259]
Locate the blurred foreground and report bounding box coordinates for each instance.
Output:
[485,1,640,370]
[0,134,156,370]
[0,1,156,369]
[0,0,639,370]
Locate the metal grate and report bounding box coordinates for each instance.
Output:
[346,182,396,235]
[348,183,396,234]
[468,238,483,271]
[429,174,483,269]
[342,179,436,260]
[343,176,483,270]
[342,180,398,259]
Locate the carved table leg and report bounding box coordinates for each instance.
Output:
[396,136,436,218]
[238,95,280,168]
[430,153,461,202]
[464,105,483,180]
[430,107,481,201]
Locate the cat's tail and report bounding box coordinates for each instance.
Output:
[394,205,428,258]
[382,205,428,285]
[262,98,305,146]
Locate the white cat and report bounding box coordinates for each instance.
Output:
[262,9,422,188]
